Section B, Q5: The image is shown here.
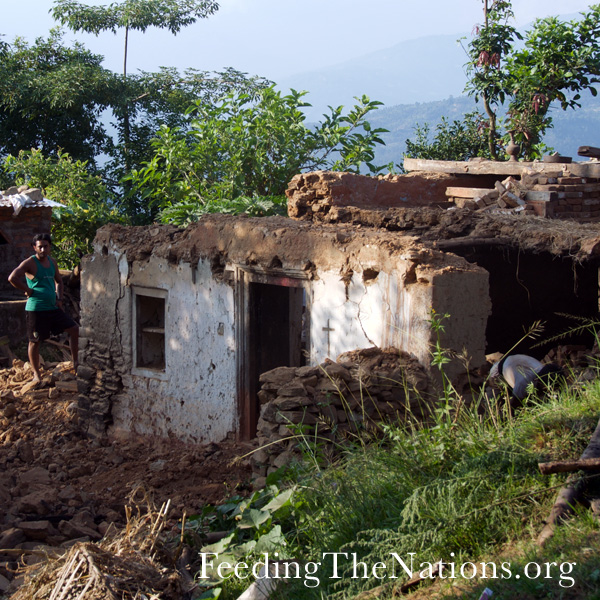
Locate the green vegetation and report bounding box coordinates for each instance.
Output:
[0,29,117,165]
[191,352,600,599]
[126,89,387,225]
[404,111,492,161]
[468,1,600,160]
[0,1,388,259]
[4,149,125,267]
[405,2,600,162]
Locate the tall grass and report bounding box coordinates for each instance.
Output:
[273,369,600,599]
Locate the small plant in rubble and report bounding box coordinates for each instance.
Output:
[180,474,299,597]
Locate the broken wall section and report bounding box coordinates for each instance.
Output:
[286,170,499,222]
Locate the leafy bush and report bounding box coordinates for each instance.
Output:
[126,88,388,225]
[404,111,493,161]
[3,149,125,267]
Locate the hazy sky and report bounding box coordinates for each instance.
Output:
[1,0,596,80]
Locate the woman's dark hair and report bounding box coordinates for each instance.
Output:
[32,233,52,245]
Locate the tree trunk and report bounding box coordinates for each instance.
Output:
[122,23,132,174]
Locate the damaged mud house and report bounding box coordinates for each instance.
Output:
[63,157,600,460]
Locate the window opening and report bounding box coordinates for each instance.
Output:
[134,289,166,372]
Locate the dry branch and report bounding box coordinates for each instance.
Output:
[539,457,600,475]
[537,415,600,546]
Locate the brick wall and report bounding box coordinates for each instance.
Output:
[0,206,53,293]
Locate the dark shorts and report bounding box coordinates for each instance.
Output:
[26,309,77,343]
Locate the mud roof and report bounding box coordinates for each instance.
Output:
[94,213,483,277]
[313,205,600,262]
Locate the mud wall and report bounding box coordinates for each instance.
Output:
[78,217,491,443]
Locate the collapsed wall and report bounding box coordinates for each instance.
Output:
[285,170,600,359]
[78,215,490,443]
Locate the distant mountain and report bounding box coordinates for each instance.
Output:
[279,13,585,122]
[279,34,469,121]
[367,93,600,167]
[279,13,599,168]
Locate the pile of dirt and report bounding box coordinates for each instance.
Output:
[0,359,253,596]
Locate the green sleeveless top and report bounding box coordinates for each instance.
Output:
[26,256,57,311]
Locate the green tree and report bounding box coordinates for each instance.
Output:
[0,27,271,223]
[463,0,521,159]
[104,66,271,203]
[52,0,220,171]
[0,30,117,163]
[51,0,219,77]
[465,2,600,160]
[126,88,388,225]
[3,149,125,268]
[505,7,600,158]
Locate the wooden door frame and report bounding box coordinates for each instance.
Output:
[235,266,309,440]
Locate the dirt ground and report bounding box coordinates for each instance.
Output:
[0,358,254,593]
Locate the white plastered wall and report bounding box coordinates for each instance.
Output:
[309,269,434,367]
[308,265,488,379]
[110,255,237,443]
[83,241,488,443]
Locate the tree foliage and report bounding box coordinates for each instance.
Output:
[464,0,520,159]
[3,149,125,267]
[105,67,271,197]
[0,30,117,163]
[126,88,387,225]
[52,0,222,179]
[505,8,600,156]
[465,1,600,160]
[52,0,220,37]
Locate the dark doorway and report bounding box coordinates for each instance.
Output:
[238,274,307,439]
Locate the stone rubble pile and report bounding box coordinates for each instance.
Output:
[447,171,600,220]
[0,360,106,595]
[250,347,432,483]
